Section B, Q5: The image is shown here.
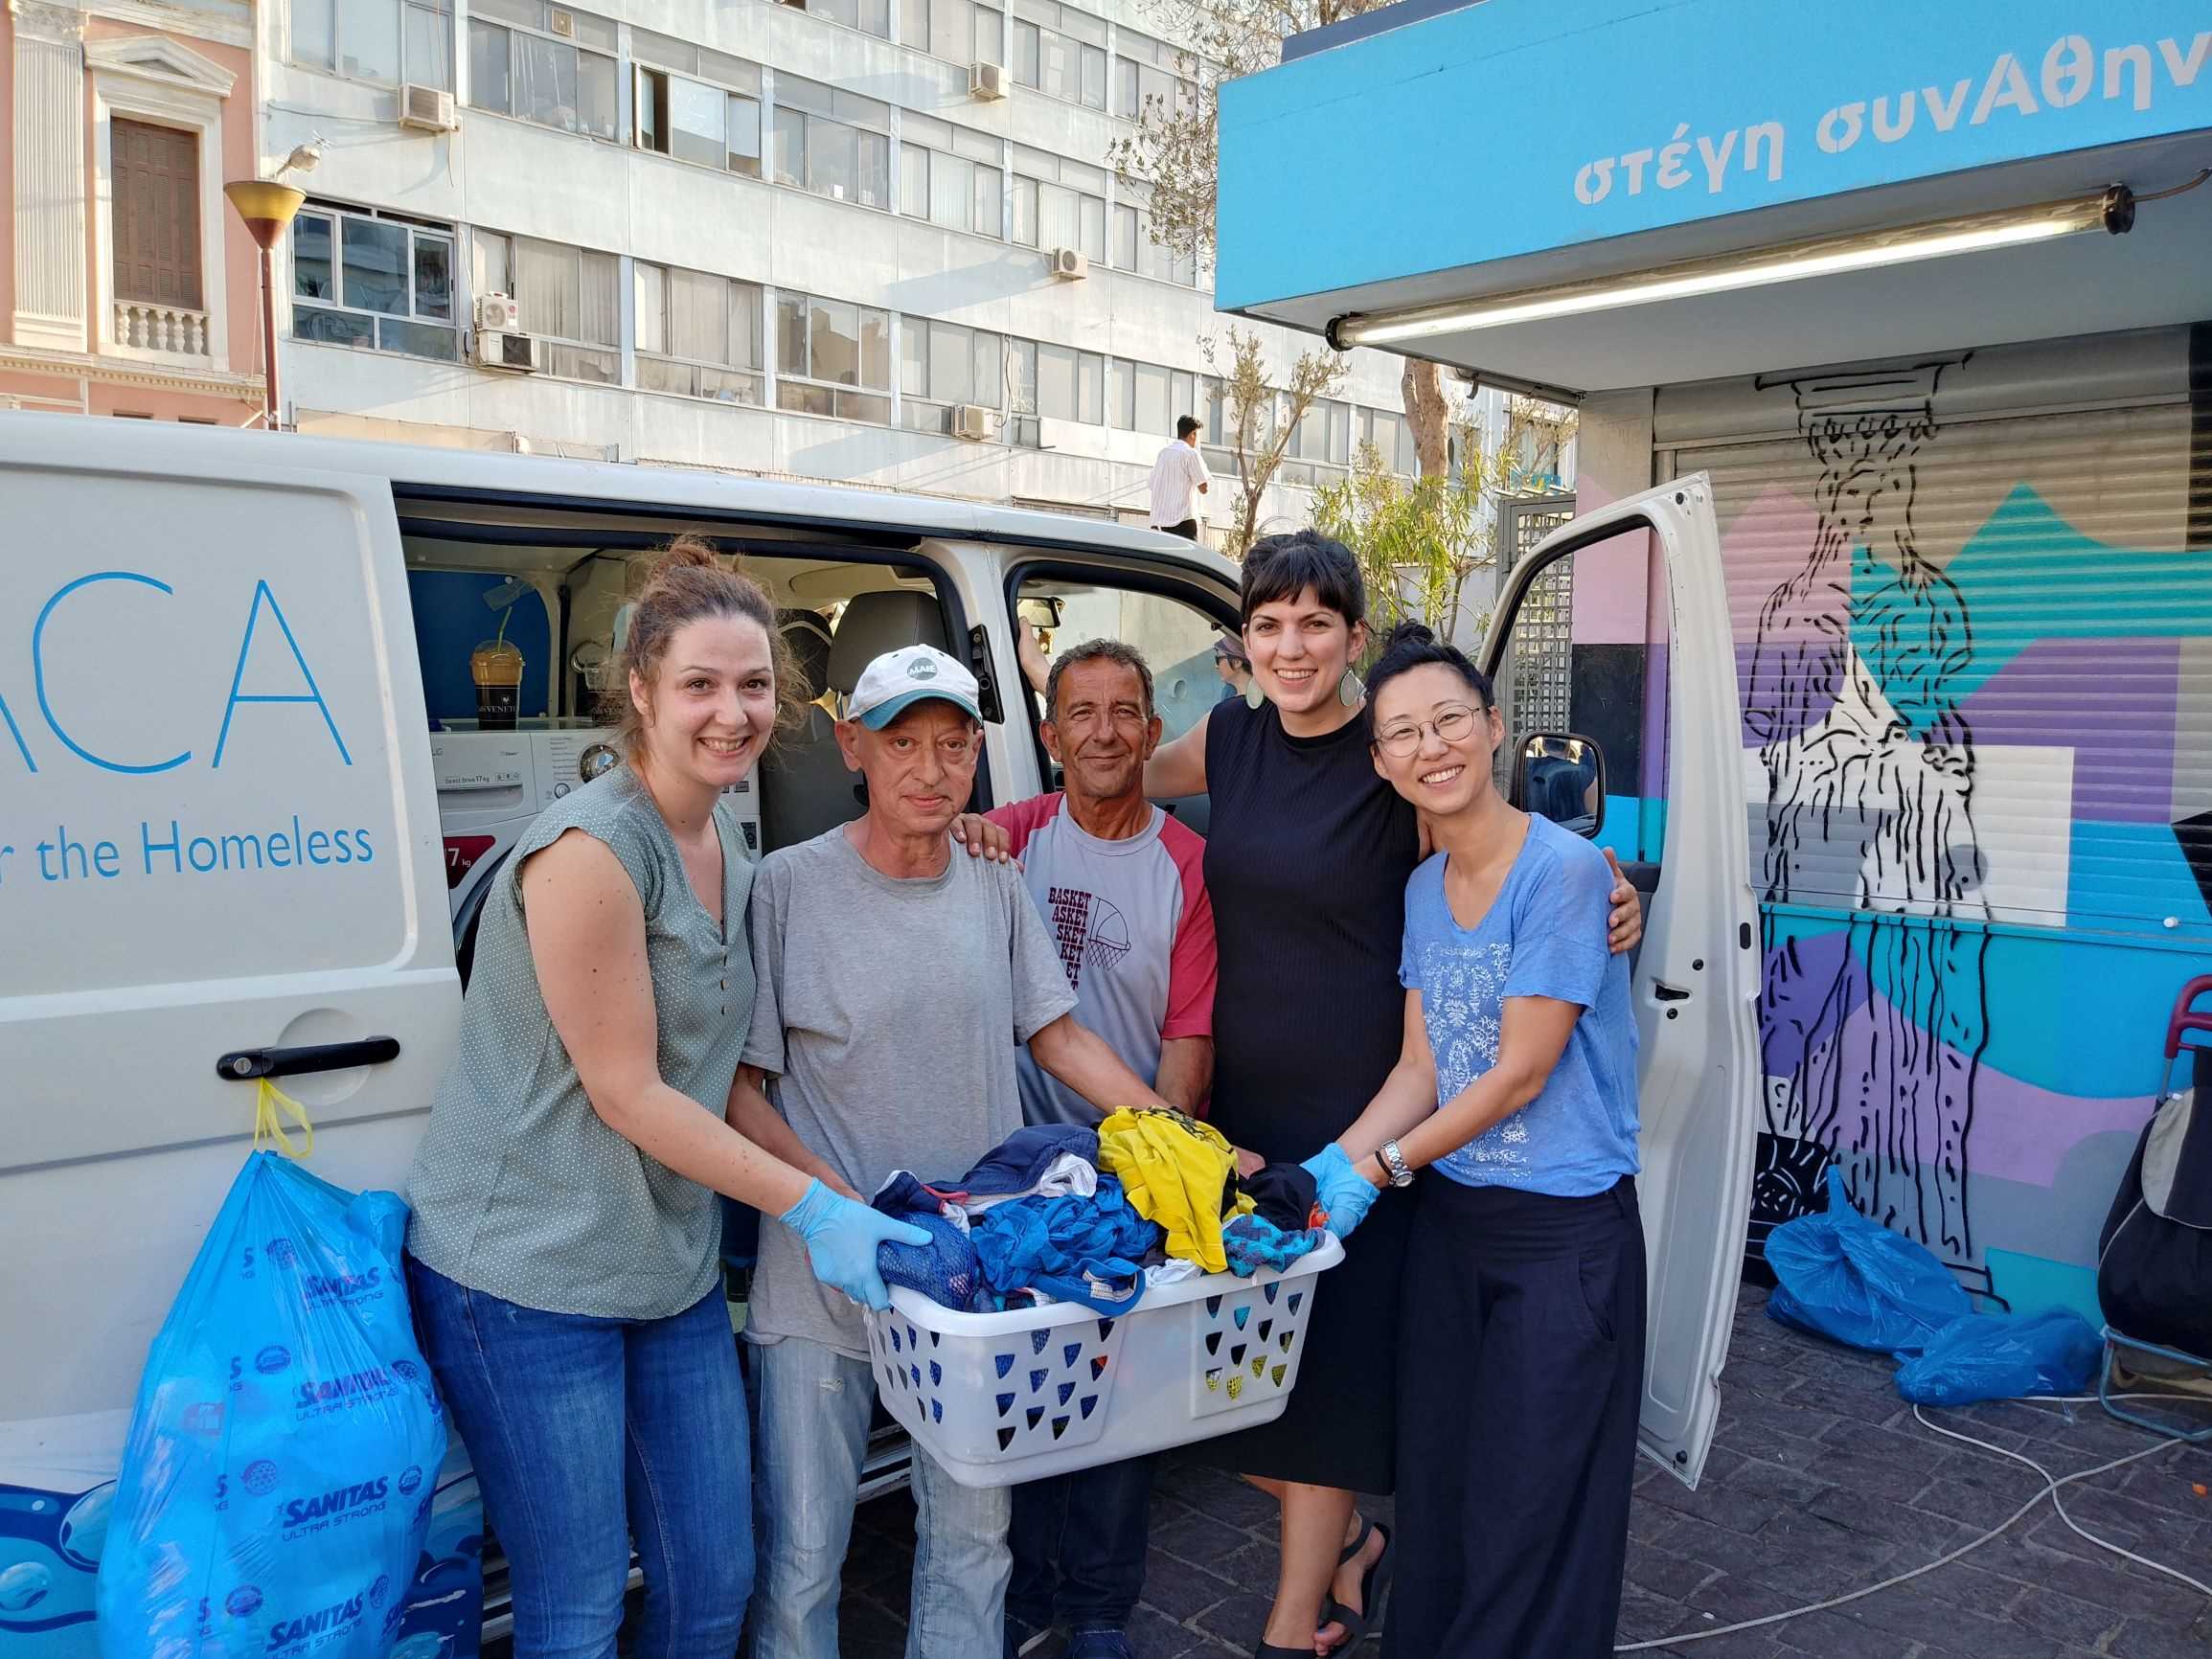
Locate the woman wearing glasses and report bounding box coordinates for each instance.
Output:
[1142,536,1641,1658]
[1305,622,1645,1659]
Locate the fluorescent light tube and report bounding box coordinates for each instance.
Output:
[1327,186,2134,351]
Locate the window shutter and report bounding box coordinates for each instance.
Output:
[113,120,202,309]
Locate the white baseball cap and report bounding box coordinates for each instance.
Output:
[848,644,984,730]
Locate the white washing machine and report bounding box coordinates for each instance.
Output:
[433,721,764,984]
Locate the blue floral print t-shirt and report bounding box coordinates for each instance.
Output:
[1399,813,1640,1196]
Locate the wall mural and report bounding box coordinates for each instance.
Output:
[1742,359,1995,1288]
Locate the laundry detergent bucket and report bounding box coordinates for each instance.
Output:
[863,1234,1343,1489]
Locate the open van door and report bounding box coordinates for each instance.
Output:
[1480,472,1758,1488]
[0,419,456,1552]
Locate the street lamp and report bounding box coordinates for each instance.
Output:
[223,178,307,431]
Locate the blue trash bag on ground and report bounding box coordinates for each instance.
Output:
[1894,1309,2103,1405]
[98,1151,447,1659]
[1765,1168,1973,1355]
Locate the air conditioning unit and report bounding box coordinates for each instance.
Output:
[471,329,540,373]
[1050,247,1088,282]
[951,403,998,442]
[969,61,1009,101]
[399,83,457,131]
[475,292,520,331]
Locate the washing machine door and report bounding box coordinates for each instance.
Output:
[451,847,514,991]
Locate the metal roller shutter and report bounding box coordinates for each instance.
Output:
[1666,360,2201,937]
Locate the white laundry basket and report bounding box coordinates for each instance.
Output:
[863,1234,1344,1489]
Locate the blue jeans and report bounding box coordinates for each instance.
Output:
[405,1258,752,1659]
[1008,1457,1154,1631]
[745,1333,1010,1659]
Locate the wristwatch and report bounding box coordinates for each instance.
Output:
[1377,1139,1416,1189]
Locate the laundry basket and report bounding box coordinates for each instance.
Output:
[863,1235,1344,1489]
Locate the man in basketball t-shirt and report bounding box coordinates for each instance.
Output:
[987,639,1216,1658]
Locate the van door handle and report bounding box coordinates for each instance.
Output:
[217,1038,401,1080]
[1651,982,1692,1003]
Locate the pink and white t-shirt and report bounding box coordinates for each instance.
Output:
[986,793,1217,1125]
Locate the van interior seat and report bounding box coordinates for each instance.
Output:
[759,590,947,851]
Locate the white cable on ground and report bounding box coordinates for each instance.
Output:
[1613,1396,2211,1651]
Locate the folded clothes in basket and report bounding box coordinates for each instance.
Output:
[1221,1212,1329,1278]
[1097,1107,1255,1275]
[971,1174,1163,1315]
[946,1124,1102,1212]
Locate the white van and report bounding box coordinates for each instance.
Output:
[0,417,1758,1659]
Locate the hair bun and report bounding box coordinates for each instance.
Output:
[649,534,722,580]
[1382,621,1437,651]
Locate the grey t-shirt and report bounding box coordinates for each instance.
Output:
[741,827,1079,1357]
[406,765,752,1319]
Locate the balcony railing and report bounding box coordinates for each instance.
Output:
[114,300,210,356]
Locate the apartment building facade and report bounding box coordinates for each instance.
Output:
[251,0,1427,532]
[1,0,264,420]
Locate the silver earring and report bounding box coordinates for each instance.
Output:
[1243,677,1265,710]
[1338,669,1364,707]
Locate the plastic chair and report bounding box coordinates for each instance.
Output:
[2100,1329,2212,1443]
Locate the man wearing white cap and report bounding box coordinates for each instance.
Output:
[741,643,1174,1659]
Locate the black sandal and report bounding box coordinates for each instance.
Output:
[1254,1645,1317,1658]
[1316,1519,1393,1652]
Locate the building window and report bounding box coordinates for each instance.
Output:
[633,35,762,176]
[899,0,1004,64]
[473,229,618,381]
[111,119,202,314]
[780,0,892,38]
[467,0,617,141]
[1280,397,1351,487]
[1358,407,1416,476]
[293,203,457,359]
[1112,184,1198,286]
[771,78,891,209]
[1009,339,1102,424]
[1011,147,1105,261]
[899,113,1003,238]
[1010,0,1105,107]
[776,290,891,423]
[900,315,1005,433]
[1110,29,1194,123]
[1107,357,1193,437]
[292,0,453,87]
[635,262,764,403]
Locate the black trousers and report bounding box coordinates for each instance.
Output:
[1386,1174,1647,1658]
[1160,517,1198,539]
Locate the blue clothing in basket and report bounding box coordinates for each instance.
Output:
[971,1176,1160,1314]
[873,1178,993,1313]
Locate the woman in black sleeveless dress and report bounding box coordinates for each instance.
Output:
[1145,533,1639,1658]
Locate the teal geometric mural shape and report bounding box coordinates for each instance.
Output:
[1851,484,2212,730]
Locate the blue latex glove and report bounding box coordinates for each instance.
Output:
[1300,1144,1381,1239]
[781,1179,929,1310]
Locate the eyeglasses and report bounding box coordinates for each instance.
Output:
[1373,705,1482,758]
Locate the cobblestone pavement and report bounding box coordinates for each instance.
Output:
[837,1281,2212,1658]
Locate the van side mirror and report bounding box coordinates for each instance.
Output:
[1511,731,1606,839]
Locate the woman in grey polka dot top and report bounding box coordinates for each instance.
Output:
[401,539,927,1659]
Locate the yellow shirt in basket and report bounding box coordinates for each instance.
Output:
[1097,1107,1256,1275]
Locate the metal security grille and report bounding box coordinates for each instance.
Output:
[1493,493,1577,761]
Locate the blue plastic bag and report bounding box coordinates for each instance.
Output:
[98,1151,447,1659]
[1766,1168,1972,1355]
[1894,1309,2103,1405]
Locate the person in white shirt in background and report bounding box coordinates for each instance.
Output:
[1148,416,1211,539]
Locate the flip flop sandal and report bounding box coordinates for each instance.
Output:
[1316,1520,1393,1652]
[1254,1645,1319,1658]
